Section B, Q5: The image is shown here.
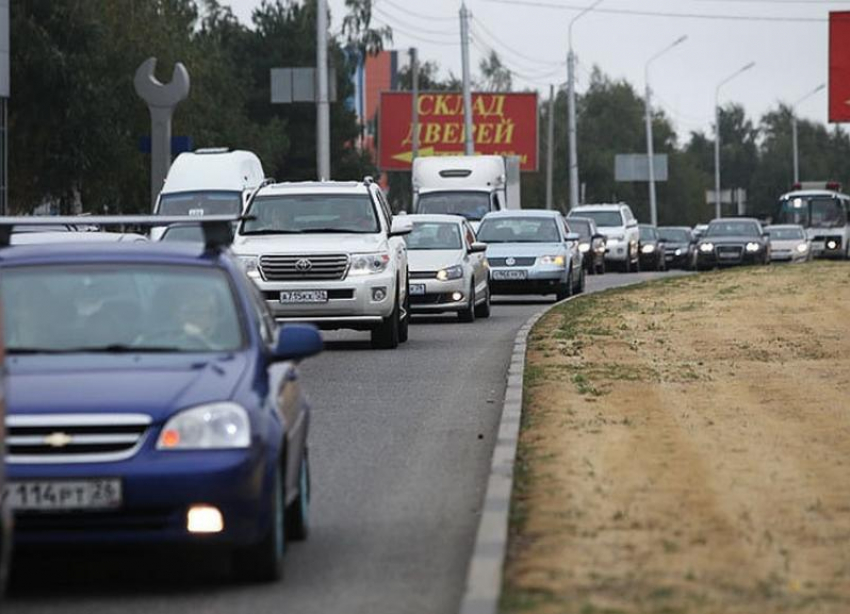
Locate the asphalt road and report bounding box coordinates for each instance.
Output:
[6,271,677,614]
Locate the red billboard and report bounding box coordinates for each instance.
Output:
[830,12,850,122]
[378,92,538,171]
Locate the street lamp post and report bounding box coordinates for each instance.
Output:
[567,0,603,211]
[644,35,687,226]
[714,61,755,219]
[791,83,826,184]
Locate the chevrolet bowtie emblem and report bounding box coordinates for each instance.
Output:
[44,432,73,448]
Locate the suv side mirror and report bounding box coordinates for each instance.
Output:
[565,232,581,242]
[469,241,487,253]
[272,325,323,362]
[390,217,413,237]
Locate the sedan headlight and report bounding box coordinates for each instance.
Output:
[578,243,591,253]
[674,248,683,256]
[157,403,250,450]
[539,255,566,267]
[436,264,464,281]
[349,252,390,275]
[796,243,809,253]
[641,244,655,254]
[745,242,761,252]
[237,255,261,278]
[699,242,714,252]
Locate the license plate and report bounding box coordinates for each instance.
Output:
[409,284,426,296]
[2,479,122,511]
[280,290,328,304]
[718,252,739,259]
[492,269,528,281]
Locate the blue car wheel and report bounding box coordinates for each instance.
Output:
[233,460,286,582]
[286,450,310,541]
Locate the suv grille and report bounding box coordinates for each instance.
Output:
[6,414,151,464]
[260,254,349,281]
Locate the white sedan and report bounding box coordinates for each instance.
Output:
[405,214,490,322]
[766,224,811,263]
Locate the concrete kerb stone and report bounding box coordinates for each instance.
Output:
[458,295,577,614]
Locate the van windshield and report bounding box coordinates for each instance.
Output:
[158,191,243,216]
[417,191,493,221]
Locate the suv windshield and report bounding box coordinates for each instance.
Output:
[571,210,623,228]
[477,217,561,243]
[776,196,847,228]
[768,227,805,240]
[158,191,243,216]
[416,191,492,221]
[658,228,692,242]
[242,193,380,234]
[705,221,761,237]
[406,222,462,250]
[1,265,244,353]
[639,226,657,241]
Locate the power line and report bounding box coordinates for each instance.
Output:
[371,15,459,47]
[378,0,457,22]
[373,5,457,38]
[471,36,566,86]
[471,15,566,68]
[470,25,565,76]
[483,0,829,22]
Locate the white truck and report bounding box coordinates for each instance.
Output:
[412,155,521,229]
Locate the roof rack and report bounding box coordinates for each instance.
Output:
[0,215,243,251]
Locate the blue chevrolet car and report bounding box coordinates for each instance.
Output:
[0,217,321,582]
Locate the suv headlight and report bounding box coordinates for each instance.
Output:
[699,242,714,252]
[641,244,655,254]
[436,264,464,281]
[349,252,390,275]
[237,255,261,278]
[745,242,761,252]
[539,255,566,267]
[157,403,250,450]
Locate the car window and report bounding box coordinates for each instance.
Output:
[705,221,761,237]
[158,190,243,216]
[405,222,463,250]
[416,191,492,221]
[570,210,624,228]
[477,217,561,243]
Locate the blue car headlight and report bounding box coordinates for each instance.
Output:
[157,402,251,450]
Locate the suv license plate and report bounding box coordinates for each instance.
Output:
[409,284,426,296]
[280,290,328,304]
[3,479,122,511]
[492,269,527,281]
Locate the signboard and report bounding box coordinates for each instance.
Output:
[614,153,668,182]
[270,67,337,104]
[829,12,850,122]
[378,91,538,171]
[705,188,746,205]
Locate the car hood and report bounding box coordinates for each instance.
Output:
[701,236,762,245]
[485,242,565,258]
[233,233,387,255]
[595,227,627,238]
[408,250,463,271]
[7,353,250,423]
[662,241,690,250]
[771,239,806,250]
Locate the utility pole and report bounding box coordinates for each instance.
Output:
[316,0,330,180]
[411,47,420,162]
[460,2,474,155]
[714,61,755,219]
[546,84,555,210]
[644,35,687,227]
[567,0,602,211]
[791,83,825,184]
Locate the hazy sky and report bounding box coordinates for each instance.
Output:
[224,0,848,142]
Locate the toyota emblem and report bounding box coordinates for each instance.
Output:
[295,258,313,272]
[506,257,516,266]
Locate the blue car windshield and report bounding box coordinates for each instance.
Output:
[1,265,245,353]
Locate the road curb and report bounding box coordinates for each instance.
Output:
[458,295,574,614]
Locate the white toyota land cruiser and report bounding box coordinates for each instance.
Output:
[232,179,413,349]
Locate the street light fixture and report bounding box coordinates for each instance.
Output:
[714,61,755,219]
[567,0,603,211]
[644,34,687,226]
[791,83,826,184]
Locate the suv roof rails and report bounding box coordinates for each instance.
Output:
[0,215,244,251]
[194,147,230,155]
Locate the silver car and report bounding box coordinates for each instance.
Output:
[405,214,490,322]
[767,224,811,263]
[478,210,584,300]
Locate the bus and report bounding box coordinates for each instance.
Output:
[775,183,850,259]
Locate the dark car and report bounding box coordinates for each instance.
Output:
[695,218,770,269]
[566,217,606,275]
[658,226,696,270]
[0,216,322,583]
[638,225,666,271]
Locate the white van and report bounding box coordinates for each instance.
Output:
[412,155,520,228]
[154,148,266,217]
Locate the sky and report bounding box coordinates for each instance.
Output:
[223,0,849,143]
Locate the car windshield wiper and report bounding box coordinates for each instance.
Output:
[239,229,305,236]
[298,228,375,234]
[8,345,184,355]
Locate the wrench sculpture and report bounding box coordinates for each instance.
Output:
[134,57,190,210]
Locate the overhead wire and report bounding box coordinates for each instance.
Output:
[470,14,566,68]
[370,15,460,47]
[377,0,457,22]
[372,4,457,38]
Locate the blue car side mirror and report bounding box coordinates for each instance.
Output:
[273,324,323,362]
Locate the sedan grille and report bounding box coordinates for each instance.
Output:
[410,270,439,279]
[6,414,151,464]
[260,254,349,281]
[488,257,536,267]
